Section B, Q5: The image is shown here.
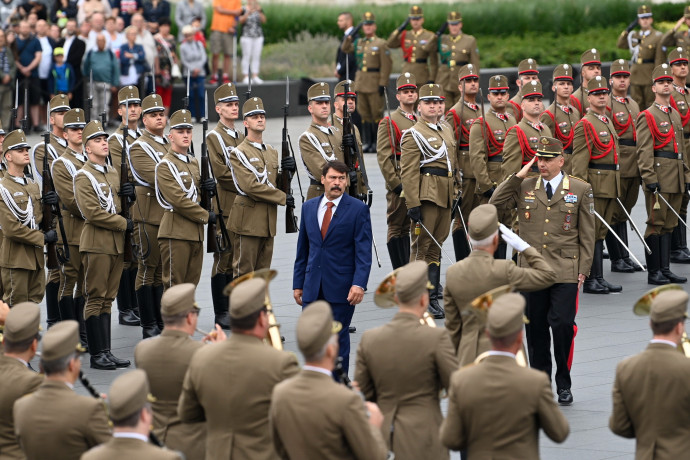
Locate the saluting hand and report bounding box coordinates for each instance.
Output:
[516,156,536,179]
[347,285,364,306]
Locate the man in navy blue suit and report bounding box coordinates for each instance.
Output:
[293,160,373,375]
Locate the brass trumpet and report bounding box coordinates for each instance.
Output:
[225,269,283,350]
[374,268,436,327]
[470,285,528,367]
[633,284,690,357]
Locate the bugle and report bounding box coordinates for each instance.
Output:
[632,284,690,357]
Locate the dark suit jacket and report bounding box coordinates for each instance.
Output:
[293,193,372,304]
[336,32,357,80]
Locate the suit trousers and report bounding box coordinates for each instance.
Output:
[231,232,274,279]
[411,201,451,264]
[160,238,203,288]
[2,268,44,305]
[135,222,162,289]
[612,177,640,225]
[59,243,84,299]
[82,252,123,319]
[524,283,578,391]
[644,190,681,236]
[316,286,355,375]
[386,190,409,241]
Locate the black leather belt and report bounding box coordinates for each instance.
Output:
[488,155,503,162]
[619,138,636,146]
[407,58,427,64]
[654,150,682,160]
[589,162,619,170]
[361,67,379,72]
[563,147,573,155]
[459,146,469,151]
[310,179,322,186]
[450,60,468,68]
[684,132,690,139]
[641,58,654,64]
[420,166,453,177]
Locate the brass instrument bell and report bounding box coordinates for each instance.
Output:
[374,269,436,327]
[633,284,690,357]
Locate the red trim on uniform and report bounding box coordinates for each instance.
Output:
[610,70,631,76]
[641,109,679,152]
[608,104,636,141]
[400,30,414,62]
[518,69,538,75]
[396,84,417,91]
[380,116,403,155]
[508,100,523,121]
[488,86,509,91]
[448,108,472,148]
[460,73,478,80]
[582,60,601,66]
[670,96,690,128]
[567,290,579,370]
[579,118,619,162]
[335,92,357,97]
[507,125,539,164]
[553,76,573,81]
[476,117,507,157]
[588,89,609,95]
[570,94,583,114]
[654,76,673,83]
[670,57,689,66]
[543,110,574,149]
[521,91,543,99]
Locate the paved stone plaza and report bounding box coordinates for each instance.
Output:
[25,114,689,459]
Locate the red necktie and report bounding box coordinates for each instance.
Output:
[321,202,334,239]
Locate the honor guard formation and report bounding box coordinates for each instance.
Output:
[3,3,690,459]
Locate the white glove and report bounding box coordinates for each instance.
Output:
[499,223,530,253]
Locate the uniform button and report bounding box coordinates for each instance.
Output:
[545,219,549,223]
[544,232,548,236]
[547,206,551,210]
[543,244,547,248]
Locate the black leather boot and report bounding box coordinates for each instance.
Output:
[361,121,371,153]
[427,263,445,319]
[85,315,116,370]
[45,280,60,327]
[58,295,76,321]
[596,238,622,292]
[74,296,88,351]
[453,229,471,262]
[620,222,644,271]
[399,234,411,265]
[661,232,688,283]
[102,313,131,368]
[136,286,161,338]
[583,240,609,294]
[607,224,634,273]
[367,121,378,153]
[129,267,140,316]
[153,284,164,330]
[646,234,670,285]
[211,273,230,330]
[387,239,403,270]
[116,267,140,326]
[671,215,690,263]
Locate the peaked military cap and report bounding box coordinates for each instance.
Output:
[610,59,631,77]
[418,83,443,101]
[362,11,375,24]
[41,320,85,361]
[458,64,479,80]
[3,130,30,154]
[82,120,107,142]
[297,301,342,357]
[395,261,431,304]
[142,94,165,114]
[49,94,70,112]
[553,64,573,81]
[581,48,601,66]
[214,82,239,104]
[118,85,140,105]
[229,277,266,319]
[488,75,509,91]
[535,136,564,158]
[169,109,194,129]
[63,108,86,129]
[409,5,423,18]
[396,72,417,90]
[650,289,688,322]
[308,82,331,102]
[334,80,356,99]
[447,11,462,24]
[469,204,500,241]
[517,58,538,75]
[653,63,673,82]
[520,80,542,98]
[668,47,688,66]
[3,302,40,343]
[587,76,609,94]
[243,97,265,118]
[487,293,527,338]
[637,4,652,18]
[161,283,199,317]
[109,370,155,421]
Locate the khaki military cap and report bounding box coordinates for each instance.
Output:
[169,109,194,129]
[395,260,430,304]
[637,4,652,18]
[517,58,538,75]
[334,80,356,99]
[3,130,30,154]
[610,59,631,77]
[243,97,266,118]
[161,283,199,316]
[520,80,542,98]
[487,293,527,338]
[669,47,688,66]
[468,204,499,240]
[653,63,673,82]
[297,301,342,357]
[142,94,164,114]
[82,120,107,143]
[458,64,479,81]
[409,5,423,19]
[396,72,417,91]
[362,12,375,24]
[109,370,155,421]
[650,289,688,322]
[587,76,609,94]
[580,48,601,66]
[418,84,443,101]
[535,136,564,158]
[3,302,40,343]
[308,82,331,102]
[229,277,266,318]
[41,320,85,361]
[214,82,239,104]
[553,64,573,81]
[118,85,140,105]
[685,5,690,19]
[63,108,86,129]
[488,75,509,91]
[447,11,462,24]
[49,94,70,112]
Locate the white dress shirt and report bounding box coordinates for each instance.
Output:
[542,171,564,199]
[317,194,343,229]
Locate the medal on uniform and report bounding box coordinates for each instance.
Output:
[525,211,530,220]
[564,193,578,204]
[563,213,572,231]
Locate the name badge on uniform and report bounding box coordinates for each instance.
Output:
[321,142,330,147]
[529,137,538,143]
[599,131,609,137]
[563,213,572,231]
[493,129,504,136]
[250,158,260,163]
[660,121,669,128]
[13,191,23,196]
[179,171,188,176]
[564,193,578,204]
[371,46,379,51]
[99,183,106,187]
[420,39,428,45]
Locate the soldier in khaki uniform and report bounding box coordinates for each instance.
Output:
[661,6,690,57]
[377,73,417,269]
[571,49,602,117]
[74,121,133,370]
[109,86,142,328]
[135,284,226,460]
[356,261,458,460]
[229,97,292,278]
[636,64,690,285]
[271,301,387,460]
[610,289,690,457]
[541,64,580,175]
[491,137,595,405]
[444,204,556,366]
[82,370,183,460]
[179,277,299,460]
[207,83,243,329]
[13,321,112,459]
[507,58,539,122]
[606,59,643,273]
[388,6,438,86]
[298,82,345,200]
[0,130,51,305]
[341,12,392,153]
[446,64,481,261]
[0,302,43,459]
[440,294,569,456]
[401,84,457,319]
[155,110,213,288]
[617,5,665,109]
[129,94,168,338]
[572,76,623,294]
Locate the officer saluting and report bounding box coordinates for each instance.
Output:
[387,5,438,85]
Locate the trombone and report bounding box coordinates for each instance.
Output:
[633,284,690,357]
[374,268,436,327]
[224,269,283,350]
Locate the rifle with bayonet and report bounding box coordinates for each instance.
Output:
[244,67,252,136]
[100,83,107,126]
[86,70,93,122]
[20,87,28,132]
[183,69,190,110]
[10,80,17,130]
[120,97,134,263]
[278,76,298,233]
[341,69,371,205]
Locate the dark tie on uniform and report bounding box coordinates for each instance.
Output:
[546,182,553,200]
[321,202,334,239]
